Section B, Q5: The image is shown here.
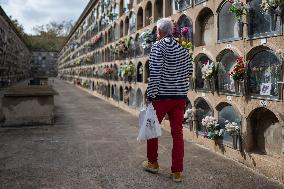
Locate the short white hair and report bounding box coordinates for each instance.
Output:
[157,18,173,35]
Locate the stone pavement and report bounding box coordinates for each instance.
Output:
[0,79,283,189]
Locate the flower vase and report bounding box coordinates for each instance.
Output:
[239,80,245,96]
[234,80,240,94]
[205,79,210,91]
[270,12,277,31]
[128,75,132,83]
[232,135,238,149]
[210,79,215,92]
[237,19,243,37]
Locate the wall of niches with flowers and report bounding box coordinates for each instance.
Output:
[57,0,284,160]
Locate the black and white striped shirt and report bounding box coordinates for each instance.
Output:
[147,36,193,101]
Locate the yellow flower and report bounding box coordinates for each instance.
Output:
[187,42,193,48]
[175,38,180,42]
[181,41,187,47]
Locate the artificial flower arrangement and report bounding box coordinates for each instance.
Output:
[228,57,246,81]
[227,0,247,20]
[202,116,224,140]
[138,66,143,75]
[201,60,218,80]
[118,64,127,79]
[183,108,193,123]
[139,29,157,49]
[115,38,130,55]
[261,0,284,13]
[124,63,136,79]
[173,24,193,53]
[103,67,114,79]
[225,120,240,136]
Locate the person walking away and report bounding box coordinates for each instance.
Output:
[142,18,193,182]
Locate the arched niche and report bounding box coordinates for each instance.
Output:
[129,37,135,58]
[114,23,120,40]
[136,88,143,108]
[129,12,137,33]
[125,16,130,36]
[145,1,152,26]
[135,33,143,57]
[113,85,119,101]
[248,49,282,99]
[120,20,124,38]
[218,50,238,94]
[144,60,150,83]
[247,108,282,156]
[176,15,193,43]
[137,62,143,82]
[154,0,163,22]
[165,0,173,17]
[217,103,241,148]
[195,54,213,91]
[218,1,241,42]
[137,7,144,30]
[129,88,136,107]
[194,98,214,133]
[124,86,130,105]
[247,0,282,38]
[119,86,124,101]
[119,0,124,16]
[196,8,215,47]
[111,85,115,98]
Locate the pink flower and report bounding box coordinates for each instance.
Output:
[181,27,190,35]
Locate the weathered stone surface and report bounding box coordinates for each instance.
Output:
[0,79,283,189]
[1,85,57,126]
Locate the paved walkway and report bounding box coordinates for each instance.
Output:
[0,79,283,189]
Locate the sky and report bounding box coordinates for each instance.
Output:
[0,0,89,34]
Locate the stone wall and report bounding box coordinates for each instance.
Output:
[57,0,284,183]
[0,7,31,88]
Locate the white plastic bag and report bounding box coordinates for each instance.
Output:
[137,103,162,141]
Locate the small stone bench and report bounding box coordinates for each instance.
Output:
[1,85,57,127]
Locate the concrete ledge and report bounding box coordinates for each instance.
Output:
[1,85,57,127]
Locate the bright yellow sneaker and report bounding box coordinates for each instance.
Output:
[142,161,159,173]
[171,172,182,182]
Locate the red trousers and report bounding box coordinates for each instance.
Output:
[147,99,186,172]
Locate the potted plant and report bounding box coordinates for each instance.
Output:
[202,116,224,142]
[225,120,240,149]
[227,0,247,36]
[173,24,194,57]
[228,57,246,95]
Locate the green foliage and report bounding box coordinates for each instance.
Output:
[9,16,72,51]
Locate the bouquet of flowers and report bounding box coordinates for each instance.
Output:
[202,116,224,140]
[227,0,247,19]
[173,24,193,51]
[225,120,240,136]
[124,63,136,78]
[228,57,245,81]
[139,29,157,49]
[201,60,218,80]
[118,64,127,78]
[261,0,284,12]
[115,39,129,55]
[183,108,192,123]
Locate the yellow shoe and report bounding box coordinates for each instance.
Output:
[142,161,159,173]
[171,172,182,182]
